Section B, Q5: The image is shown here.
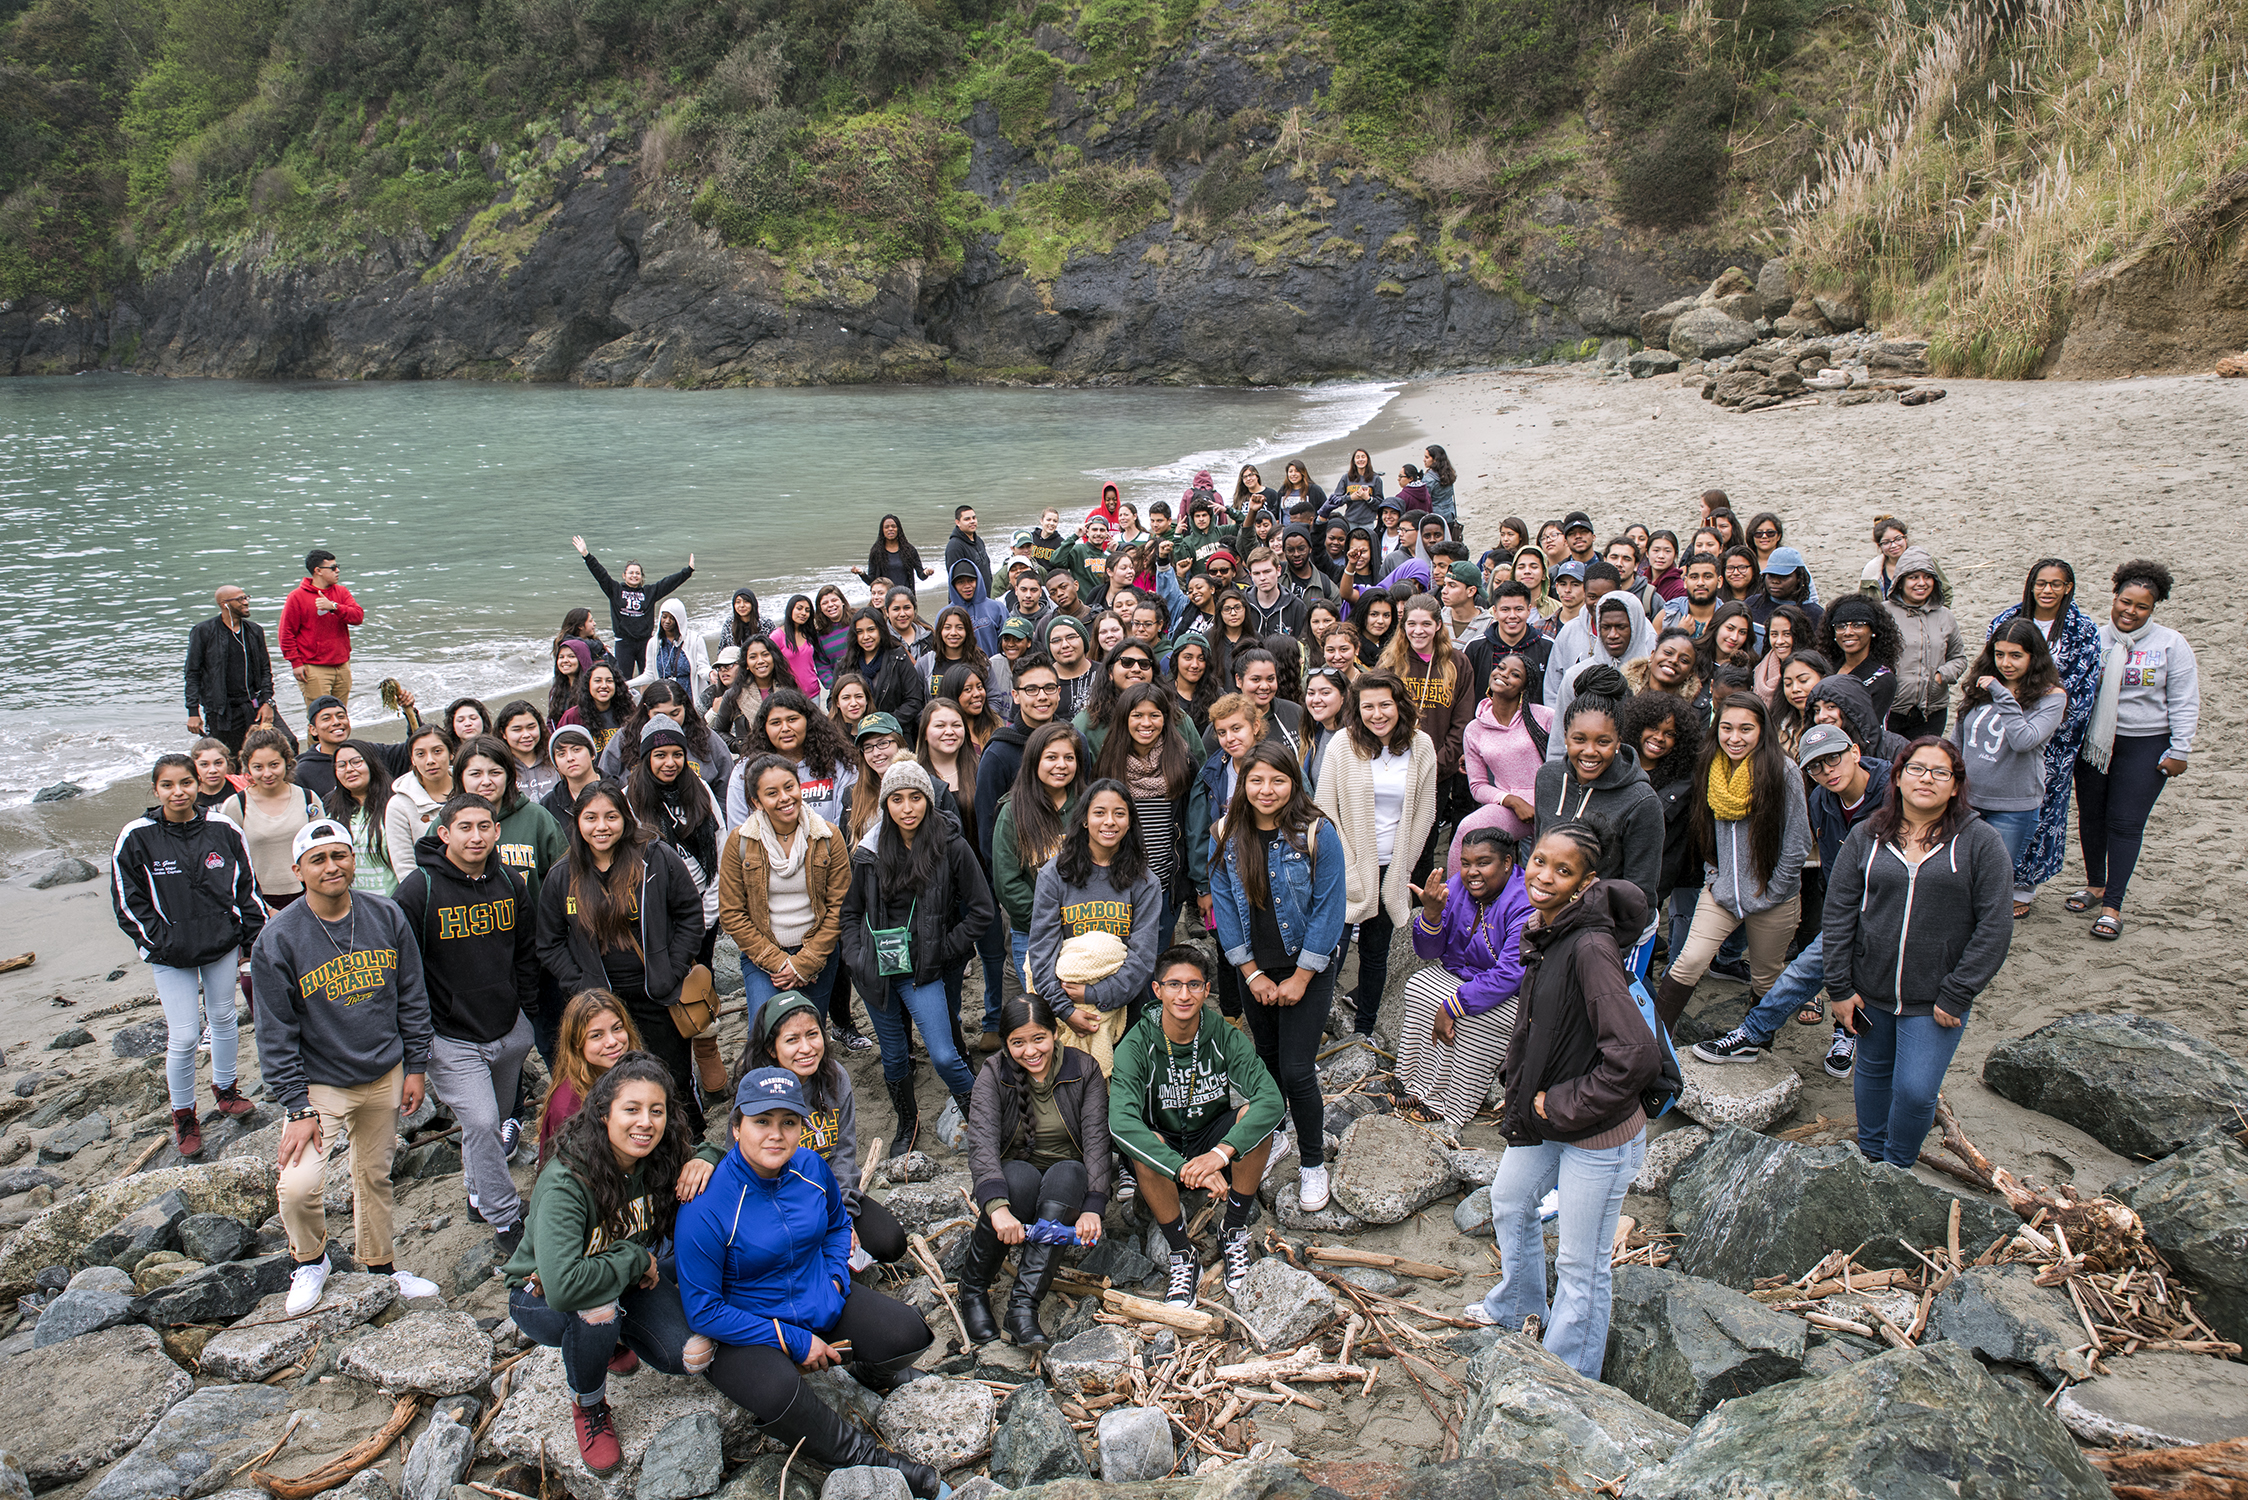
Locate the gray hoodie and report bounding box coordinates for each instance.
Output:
[1954,682,2066,812]
[1700,761,1811,917]
[1824,812,2014,1020]
[252,891,432,1110]
[1532,745,1664,914]
[1025,857,1164,1019]
[1882,547,1966,713]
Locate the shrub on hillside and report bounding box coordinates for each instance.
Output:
[1597,30,1733,230]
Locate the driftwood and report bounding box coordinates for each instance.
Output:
[253,1396,421,1498]
[905,1233,974,1350]
[1213,1353,1370,1384]
[0,953,33,975]
[1306,1245,1463,1283]
[1103,1289,1222,1336]
[2093,1436,2248,1499]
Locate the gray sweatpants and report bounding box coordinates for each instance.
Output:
[427,1014,535,1231]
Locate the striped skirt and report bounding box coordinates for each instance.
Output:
[1394,965,1517,1132]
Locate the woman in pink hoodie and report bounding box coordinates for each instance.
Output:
[1448,652,1552,873]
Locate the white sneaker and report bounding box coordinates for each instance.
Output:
[1460,1301,1498,1326]
[392,1269,441,1299]
[285,1255,331,1315]
[1296,1164,1331,1212]
[1538,1189,1561,1223]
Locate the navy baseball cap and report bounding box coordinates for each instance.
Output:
[734,1067,811,1119]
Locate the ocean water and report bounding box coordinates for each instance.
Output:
[0,374,1400,806]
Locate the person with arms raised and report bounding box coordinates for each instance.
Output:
[572,536,693,681]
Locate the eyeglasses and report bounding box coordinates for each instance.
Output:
[1753,528,1780,540]
[1018,681,1060,695]
[1899,763,1955,782]
[1155,979,1209,995]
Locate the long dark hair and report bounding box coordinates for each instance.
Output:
[736,1002,847,1112]
[1094,682,1195,796]
[782,593,820,655]
[1818,594,1903,671]
[927,606,991,674]
[1958,618,2062,715]
[1009,722,1087,868]
[2017,558,2075,620]
[1692,693,1792,889]
[1054,777,1151,888]
[1869,737,1971,851]
[323,739,396,858]
[555,1053,693,1244]
[441,697,491,750]
[452,733,522,814]
[1082,640,1162,729]
[1223,740,1323,910]
[866,514,924,582]
[939,663,1002,744]
[1165,636,1222,729]
[746,688,849,780]
[572,659,635,729]
[626,731,718,879]
[1771,648,1833,747]
[1763,602,1816,663]
[842,607,898,676]
[874,772,946,893]
[1717,544,1764,601]
[565,782,649,953]
[1423,443,1456,488]
[728,588,764,649]
[494,699,550,768]
[1616,691,1701,789]
[1699,601,1760,674]
[989,993,1066,1132]
[612,681,718,773]
[1346,669,1418,758]
[916,697,981,823]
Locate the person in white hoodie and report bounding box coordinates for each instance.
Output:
[637,598,710,703]
[1545,593,1655,758]
[384,726,455,885]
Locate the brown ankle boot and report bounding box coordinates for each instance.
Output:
[173,1108,203,1158]
[1654,975,1697,1032]
[211,1082,256,1118]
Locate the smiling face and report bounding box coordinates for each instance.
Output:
[733,1107,803,1176]
[753,764,802,827]
[1898,571,1936,604]
[1126,699,1165,747]
[1239,659,1277,706]
[956,673,988,716]
[923,703,966,757]
[1715,615,1752,658]
[771,1010,826,1080]
[1723,555,1755,592]
[1714,704,1760,761]
[1085,787,1131,853]
[1242,761,1295,821]
[1212,710,1259,761]
[855,618,883,654]
[1357,684,1399,739]
[1649,636,1696,687]
[1565,707,1618,782]
[1402,607,1440,654]
[1833,619,1872,660]
[582,1006,633,1073]
[1637,713,1678,765]
[586,665,618,707]
[1523,832,1594,911]
[1783,659,1823,711]
[1005,1016,1059,1078]
[765,706,809,754]
[245,744,288,792]
[2029,565,2072,617]
[577,794,625,855]
[1036,737,1078,793]
[1459,839,1511,901]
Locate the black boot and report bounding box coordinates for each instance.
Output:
[885,1077,918,1158]
[851,1345,930,1395]
[1004,1199,1070,1348]
[1654,974,1696,1032]
[756,1383,939,1499]
[957,1221,1004,1345]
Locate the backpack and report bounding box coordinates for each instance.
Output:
[1627,975,1684,1120]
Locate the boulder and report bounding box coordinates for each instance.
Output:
[85,1384,288,1500]
[1096,1406,1175,1482]
[1627,349,1681,378]
[1044,1324,1134,1399]
[1601,1266,1807,1423]
[1618,1344,2107,1499]
[714,1454,819,1500]
[111,1020,169,1059]
[1275,1182,1367,1233]
[881,1173,976,1234]
[1459,1329,1687,1491]
[1444,1146,1504,1189]
[1811,294,1864,331]
[2114,1131,2248,1344]
[0,1166,62,1195]
[30,1285,135,1346]
[1983,1014,2248,1160]
[1666,1127,2019,1289]
[83,1190,192,1268]
[131,1251,298,1325]
[1330,1114,1452,1225]
[401,1407,476,1500]
[883,1150,940,1184]
[30,855,99,889]
[0,1323,193,1485]
[945,1480,1006,1500]
[177,1213,256,1264]
[635,1413,725,1500]
[1453,1187,1492,1236]
[991,1380,1092,1488]
[1665,309,1758,362]
[0,1155,279,1299]
[875,1377,996,1472]
[1317,1036,1386,1092]
[337,1308,493,1395]
[198,1272,396,1379]
[1639,297,1699,350]
[486,1347,761,1500]
[1335,1265,1399,1295]
[1676,1056,1800,1132]
[69,1264,136,1294]
[1232,1256,1341,1348]
[2057,1351,2248,1448]
[32,781,84,803]
[391,1137,461,1180]
[134,1258,205,1294]
[0,1453,26,1500]
[1075,1237,1158,1292]
[1631,1126,1710,1195]
[1866,339,1931,373]
[37,1110,111,1162]
[45,1027,93,1050]
[1925,1263,2091,1383]
[1755,259,1794,320]
[820,1472,911,1500]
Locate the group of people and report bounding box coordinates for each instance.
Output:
[135,466,2196,1485]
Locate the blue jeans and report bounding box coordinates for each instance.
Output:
[976,907,1009,1033]
[1739,939,1826,1045]
[1010,929,1031,996]
[1978,808,2037,899]
[509,1269,694,1401]
[150,957,241,1110]
[1666,888,1698,961]
[1853,1004,1968,1167]
[742,948,840,1033]
[867,975,976,1097]
[1480,1129,1645,1379]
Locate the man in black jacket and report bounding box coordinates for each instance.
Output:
[185,586,276,756]
[945,504,992,597]
[1465,582,1553,707]
[571,535,693,679]
[294,696,416,800]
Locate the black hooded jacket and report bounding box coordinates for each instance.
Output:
[1498,879,1658,1146]
[112,806,266,968]
[393,833,539,1044]
[945,525,992,596]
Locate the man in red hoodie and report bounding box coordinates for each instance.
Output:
[280,549,365,708]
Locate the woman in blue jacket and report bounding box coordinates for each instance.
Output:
[676,1069,939,1498]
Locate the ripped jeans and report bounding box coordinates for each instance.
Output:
[509,1265,709,1403]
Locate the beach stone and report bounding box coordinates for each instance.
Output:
[199,1272,396,1379]
[877,1376,995,1472]
[1276,1181,1366,1233]
[1984,1014,2248,1160]
[37,1110,109,1162]
[635,1413,724,1500]
[0,1165,61,1196]
[85,1383,287,1500]
[945,1479,1006,1500]
[1631,1126,1711,1195]
[31,1286,135,1346]
[111,1021,169,1059]
[1755,258,1794,319]
[1443,1146,1503,1189]
[0,1323,193,1485]
[401,1407,476,1500]
[1667,1127,2019,1289]
[45,1028,94,1050]
[991,1380,1090,1488]
[1639,296,1699,349]
[1602,1266,1807,1423]
[715,1455,819,1500]
[1619,1344,2105,1499]
[392,1136,462,1180]
[0,1453,25,1500]
[1330,1114,1451,1225]
[1096,1405,1174,1482]
[1453,1186,1492,1235]
[1627,348,1681,378]
[25,1085,92,1129]
[11,1074,39,1096]
[486,1347,760,1500]
[2058,1351,2248,1448]
[339,1469,393,1500]
[1232,1256,1340,1348]
[451,1236,504,1294]
[1665,308,1758,361]
[1335,1264,1399,1295]
[32,781,85,803]
[882,1172,975,1233]
[1811,294,1865,331]
[1676,1056,1800,1132]
[84,1190,192,1267]
[1044,1324,1134,1399]
[884,1150,939,1183]
[134,1258,205,1294]
[130,1250,297,1324]
[1459,1328,1687,1491]
[30,855,99,888]
[1867,338,1930,372]
[2114,1131,2248,1345]
[1075,1237,1157,1290]
[820,1471,910,1500]
[337,1308,492,1394]
[1925,1263,2089,1383]
[0,1154,279,1300]
[68,1263,136,1294]
[1317,1035,1385,1092]
[177,1213,255,1264]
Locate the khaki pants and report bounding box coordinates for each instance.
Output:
[299,661,353,708]
[1668,888,1800,997]
[279,1065,402,1265]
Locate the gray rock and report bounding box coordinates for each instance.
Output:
[1755,258,1794,320]
[198,1272,396,1379]
[1074,1237,1157,1290]
[1639,296,1699,349]
[881,1172,976,1233]
[30,855,99,889]
[1665,308,1758,361]
[0,1323,193,1485]
[0,1166,61,1194]
[1925,1263,2091,1383]
[25,1085,92,1130]
[83,1190,192,1267]
[337,1308,493,1394]
[0,1452,26,1500]
[1867,338,1930,372]
[12,1075,45,1099]
[1096,1405,1174,1482]
[1330,1113,1452,1225]
[2115,1130,2248,1345]
[1627,348,1681,378]
[883,1150,939,1183]
[401,1409,476,1500]
[31,1286,135,1346]
[1453,1186,1492,1236]
[1335,1264,1399,1295]
[129,1251,298,1325]
[32,781,85,803]
[945,1479,1007,1500]
[990,1380,1090,1489]
[67,1264,136,1294]
[1631,1126,1710,1195]
[1317,1035,1386,1092]
[1443,1146,1504,1189]
[1811,294,1865,331]
[1619,1344,2107,1499]
[1275,1181,1366,1233]
[1676,1056,1800,1133]
[803,1366,887,1430]
[85,1383,287,1500]
[820,1471,911,1500]
[714,1454,819,1500]
[635,1412,725,1500]
[45,1028,93,1050]
[1594,336,1634,368]
[2058,1350,2248,1448]
[1044,1324,1134,1399]
[1602,1266,1808,1423]
[1232,1256,1340,1349]
[340,1471,395,1500]
[110,1020,169,1059]
[392,1136,462,1180]
[177,1213,255,1264]
[451,1235,504,1294]
[37,1110,110,1162]
[876,1375,995,1472]
[1667,1127,2019,1289]
[1459,1328,1688,1491]
[1984,1013,2248,1160]
[485,1347,761,1500]
[0,1154,279,1301]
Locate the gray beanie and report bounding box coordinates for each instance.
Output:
[878,755,936,809]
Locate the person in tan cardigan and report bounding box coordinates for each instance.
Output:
[719,753,854,1042]
[1314,670,1438,1037]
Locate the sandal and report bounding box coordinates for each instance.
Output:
[2090,912,2122,941]
[1794,1001,1825,1026]
[2012,902,2033,920]
[2065,888,2101,913]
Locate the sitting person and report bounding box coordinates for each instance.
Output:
[538,989,641,1162]
[1108,945,1286,1307]
[675,1069,941,1499]
[504,1056,717,1474]
[1395,828,1533,1130]
[959,995,1112,1348]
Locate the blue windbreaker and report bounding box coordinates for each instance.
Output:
[674,1144,851,1361]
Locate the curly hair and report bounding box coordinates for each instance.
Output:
[554,1053,694,1246]
[1616,691,1703,789]
[745,688,851,780]
[1817,594,1903,672]
[2111,558,2173,602]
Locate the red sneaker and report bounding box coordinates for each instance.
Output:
[606,1348,641,1375]
[572,1399,623,1474]
[173,1108,203,1158]
[211,1082,256,1118]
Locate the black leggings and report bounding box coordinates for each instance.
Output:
[704,1283,932,1423]
[852,1195,908,1263]
[2074,732,2172,911]
[983,1159,1090,1224]
[1352,871,1395,1034]
[616,984,704,1136]
[1243,965,1337,1168]
[1887,704,1948,742]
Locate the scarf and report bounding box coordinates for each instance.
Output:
[1706,753,1755,823]
[654,772,718,881]
[747,805,829,877]
[2079,619,2143,773]
[1125,746,1171,803]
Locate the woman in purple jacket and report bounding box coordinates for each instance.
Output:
[1393,827,1534,1129]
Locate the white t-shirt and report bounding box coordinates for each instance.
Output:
[1370,748,1412,868]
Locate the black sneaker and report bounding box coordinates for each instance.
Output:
[1708,956,1753,982]
[1164,1248,1199,1308]
[1219,1227,1253,1296]
[499,1117,523,1162]
[1689,1027,1764,1064]
[494,1220,525,1257]
[1824,1029,1858,1078]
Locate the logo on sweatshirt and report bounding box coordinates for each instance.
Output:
[205,851,226,870]
[299,946,399,1008]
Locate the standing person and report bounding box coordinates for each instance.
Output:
[1883,548,1965,740]
[721,756,857,1068]
[497,701,561,805]
[324,742,400,897]
[839,610,928,742]
[1817,595,1903,722]
[1300,665,1350,787]
[559,660,636,753]
[1986,560,2104,913]
[2072,560,2198,940]
[726,588,766,654]
[191,737,243,811]
[252,819,444,1312]
[625,718,730,1102]
[1395,829,1531,1130]
[1615,693,1705,967]
[384,726,457,886]
[1530,666,1663,932]
[1857,516,1921,598]
[992,722,1088,995]
[646,600,709,702]
[1954,622,2067,918]
[1465,582,1552,707]
[1379,594,1471,871]
[219,728,327,913]
[1091,683,1208,960]
[457,736,571,1069]
[1462,823,1655,1378]
[1242,548,1308,636]
[394,793,540,1250]
[1324,450,1385,531]
[775,596,826,697]
[1316,672,1438,1039]
[572,537,694,680]
[113,754,265,1157]
[1826,739,2013,1165]
[1449,654,1551,870]
[1420,443,1457,531]
[551,639,592,725]
[855,515,933,605]
[543,725,604,825]
[946,504,993,597]
[186,585,276,757]
[974,655,1063,867]
[279,550,363,709]
[1026,779,1165,1069]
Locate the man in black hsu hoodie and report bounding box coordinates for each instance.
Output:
[394,792,540,1251]
[572,535,694,679]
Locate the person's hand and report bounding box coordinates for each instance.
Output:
[991,1206,1025,1245]
[1197,893,1213,924]
[395,687,418,709]
[767,960,801,989]
[400,1074,425,1116]
[1411,877,1448,922]
[572,536,589,556]
[688,553,695,568]
[1061,979,1087,1006]
[315,594,334,614]
[1180,1149,1230,1192]
[639,1250,661,1290]
[1275,970,1312,1007]
[293,663,309,684]
[2160,756,2188,778]
[799,1336,842,1371]
[1832,994,1862,1036]
[676,1157,715,1201]
[187,714,203,735]
[255,703,275,727]
[1433,1009,1455,1046]
[1246,971,1280,1006]
[1502,794,1536,822]
[1075,1211,1103,1246]
[1533,1090,1548,1120]
[1065,1008,1102,1036]
[1933,1007,1964,1030]
[1978,676,1999,693]
[278,1114,323,1169]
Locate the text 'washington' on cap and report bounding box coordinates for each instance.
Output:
[734,1067,812,1119]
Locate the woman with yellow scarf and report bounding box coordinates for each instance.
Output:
[1652,693,1810,1030]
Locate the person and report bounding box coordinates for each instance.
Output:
[560,659,636,753]
[840,759,993,1154]
[856,514,932,604]
[219,728,327,913]
[1715,545,1761,608]
[1025,778,1165,1072]
[1323,450,1384,531]
[1090,682,1208,963]
[543,724,604,825]
[1450,653,1551,869]
[190,737,242,811]
[1316,672,1438,1038]
[1546,593,1657,738]
[645,599,709,702]
[773,596,825,696]
[811,585,853,685]
[1627,628,1705,711]
[1771,649,1831,764]
[838,608,928,742]
[1696,601,1759,682]
[725,689,858,833]
[324,741,400,897]
[551,638,592,725]
[1662,552,1721,637]
[991,719,1086,978]
[724,588,766,655]
[1380,594,1471,866]
[1953,621,2067,919]
[1301,664,1350,786]
[394,793,540,1249]
[625,717,729,1100]
[1826,738,2013,1166]
[573,537,694,679]
[1465,582,1551,707]
[251,819,444,1313]
[2072,559,2198,940]
[945,503,992,597]
[1857,515,1921,598]
[1752,605,1812,710]
[675,1070,941,1498]
[1397,828,1532,1129]
[1420,443,1457,529]
[1510,548,1559,628]
[918,605,1004,706]
[1530,667,1663,944]
[1109,945,1286,1303]
[496,700,561,805]
[504,1054,717,1473]
[1883,547,1965,740]
[1817,595,1902,722]
[1751,547,1823,643]
[1463,823,1655,1378]
[1277,458,1328,518]
[444,698,495,751]
[1282,524,1340,604]
[882,586,930,658]
[1240,547,1307,637]
[1440,561,1490,650]
[1645,531,1684,602]
[280,549,363,709]
[722,749,860,1063]
[186,584,276,756]
[382,726,456,885]
[457,733,571,1059]
[1044,613,1098,722]
[1616,691,1705,964]
[113,755,265,1157]
[1559,511,1598,565]
[537,988,647,1160]
[1985,559,2104,913]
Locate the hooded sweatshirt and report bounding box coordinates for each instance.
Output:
[1532,744,1664,914]
[1808,675,1909,765]
[1953,683,2066,812]
[944,523,993,597]
[1026,856,1164,1019]
[393,834,539,1043]
[674,1144,850,1360]
[251,890,432,1108]
[948,559,1006,656]
[1544,591,1656,715]
[1498,878,1656,1147]
[1823,812,2014,1020]
[646,598,710,701]
[1697,756,1811,918]
[279,576,363,669]
[1107,1005,1286,1178]
[112,806,266,968]
[973,718,1042,861]
[1323,469,1385,531]
[1882,548,1966,713]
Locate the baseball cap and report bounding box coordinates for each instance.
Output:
[306,695,346,721]
[1446,561,1482,590]
[734,1067,812,1120]
[1762,546,1807,576]
[853,711,904,742]
[713,645,743,666]
[292,819,354,864]
[1012,529,1033,548]
[1001,615,1036,641]
[1553,560,1588,583]
[1796,723,1855,768]
[1562,511,1595,535]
